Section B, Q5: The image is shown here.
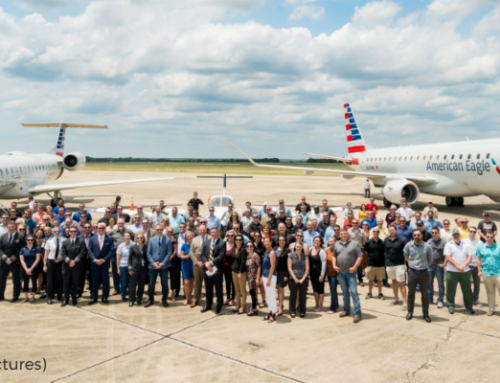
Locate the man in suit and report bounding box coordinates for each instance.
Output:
[0,221,24,302]
[145,224,172,308]
[201,227,226,314]
[61,227,87,306]
[88,222,114,304]
[190,225,208,308]
[79,223,94,297]
[135,219,155,245]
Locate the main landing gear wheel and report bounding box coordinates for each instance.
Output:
[456,197,464,207]
[446,197,456,207]
[383,197,391,208]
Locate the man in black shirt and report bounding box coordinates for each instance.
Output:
[285,216,296,236]
[249,213,262,238]
[276,209,288,226]
[364,228,386,300]
[188,192,204,211]
[295,196,311,215]
[272,224,295,247]
[415,221,432,242]
[294,216,306,232]
[384,224,408,309]
[477,212,497,242]
[318,212,331,234]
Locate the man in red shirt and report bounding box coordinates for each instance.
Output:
[366,197,378,219]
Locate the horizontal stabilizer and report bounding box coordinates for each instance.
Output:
[302,152,351,163]
[22,123,108,129]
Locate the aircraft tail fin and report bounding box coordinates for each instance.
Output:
[344,103,370,154]
[22,122,108,157]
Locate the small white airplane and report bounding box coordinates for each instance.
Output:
[0,123,175,204]
[232,103,500,208]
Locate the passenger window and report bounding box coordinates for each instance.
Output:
[486,153,490,159]
[477,154,480,159]
[388,157,391,161]
[444,155,447,160]
[417,156,420,160]
[436,155,440,160]
[6,169,9,175]
[451,155,454,160]
[0,170,2,176]
[404,157,407,160]
[430,156,433,160]
[468,154,471,159]
[423,156,426,160]
[459,154,463,160]
[384,158,386,161]
[410,156,413,160]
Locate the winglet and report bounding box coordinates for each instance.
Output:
[230,143,260,167]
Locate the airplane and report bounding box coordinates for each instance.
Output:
[231,103,500,208]
[0,123,175,206]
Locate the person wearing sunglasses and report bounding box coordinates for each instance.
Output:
[231,234,247,314]
[288,242,309,318]
[440,219,453,242]
[428,227,447,308]
[19,235,41,303]
[477,231,500,316]
[88,223,115,304]
[34,228,48,298]
[190,225,208,308]
[61,227,86,306]
[325,237,339,314]
[0,221,25,302]
[245,241,260,316]
[179,231,195,306]
[463,226,482,307]
[43,227,64,304]
[222,230,236,306]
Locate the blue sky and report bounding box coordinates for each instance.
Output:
[1,0,500,159]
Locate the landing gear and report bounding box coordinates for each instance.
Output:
[383,197,391,208]
[445,197,464,207]
[48,191,64,208]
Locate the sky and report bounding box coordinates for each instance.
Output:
[1,0,500,159]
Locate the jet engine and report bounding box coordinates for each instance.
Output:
[382,179,420,205]
[63,152,86,171]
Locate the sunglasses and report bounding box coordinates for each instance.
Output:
[26,239,34,242]
[235,239,243,241]
[296,234,303,237]
[156,229,163,232]
[19,228,26,231]
[98,227,105,230]
[227,235,234,238]
[246,245,254,248]
[469,230,477,233]
[54,230,61,233]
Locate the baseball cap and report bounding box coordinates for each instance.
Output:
[428,201,433,204]
[263,202,268,206]
[416,220,424,226]
[452,228,460,235]
[483,212,490,216]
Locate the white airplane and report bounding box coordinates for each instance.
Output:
[0,123,175,205]
[232,103,500,208]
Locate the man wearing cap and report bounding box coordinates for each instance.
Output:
[258,202,268,220]
[444,228,475,315]
[477,231,500,316]
[415,221,432,242]
[404,228,433,322]
[422,201,439,219]
[422,210,443,233]
[427,227,447,308]
[478,212,497,243]
[458,217,470,240]
[463,226,482,307]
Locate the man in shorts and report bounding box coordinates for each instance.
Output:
[384,224,408,310]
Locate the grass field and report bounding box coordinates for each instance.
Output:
[83,162,350,176]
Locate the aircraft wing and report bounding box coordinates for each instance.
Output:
[230,144,438,184]
[29,177,176,194]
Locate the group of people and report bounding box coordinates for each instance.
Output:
[1,193,500,325]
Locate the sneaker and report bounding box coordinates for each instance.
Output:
[359,281,365,287]
[327,310,335,314]
[365,293,372,300]
[390,300,398,305]
[437,302,444,309]
[401,304,407,311]
[475,301,483,308]
[467,308,475,315]
[487,311,494,316]
[448,308,454,314]
[378,293,385,300]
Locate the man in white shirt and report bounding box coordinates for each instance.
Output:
[444,228,475,315]
[396,202,415,225]
[463,226,482,307]
[364,179,371,198]
[128,216,143,234]
[0,214,9,237]
[150,205,166,227]
[44,227,64,304]
[422,201,439,219]
[171,223,187,300]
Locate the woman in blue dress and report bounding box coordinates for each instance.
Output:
[19,235,41,303]
[180,231,195,306]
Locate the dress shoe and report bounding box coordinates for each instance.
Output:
[190,301,198,308]
[423,315,431,323]
[0,296,4,301]
[353,316,361,323]
[88,299,98,305]
[467,308,475,315]
[72,300,77,306]
[162,300,169,307]
[77,293,82,298]
[144,301,153,308]
[47,299,53,305]
[339,312,349,318]
[122,297,127,302]
[112,290,119,296]
[137,299,142,305]
[39,293,47,299]
[215,307,222,315]
[10,297,19,303]
[129,301,134,307]
[200,306,210,313]
[406,312,413,320]
[61,300,68,307]
[102,299,109,304]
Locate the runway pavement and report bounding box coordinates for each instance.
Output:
[1,170,499,383]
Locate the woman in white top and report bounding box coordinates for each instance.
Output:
[440,219,453,243]
[106,217,116,234]
[309,236,327,311]
[117,232,133,301]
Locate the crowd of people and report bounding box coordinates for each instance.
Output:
[1,193,499,325]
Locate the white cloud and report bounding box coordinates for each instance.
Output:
[352,0,401,28]
[289,5,325,21]
[427,0,496,20]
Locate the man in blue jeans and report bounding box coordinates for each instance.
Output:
[427,227,447,308]
[333,228,363,323]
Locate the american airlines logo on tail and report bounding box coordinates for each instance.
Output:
[344,103,366,154]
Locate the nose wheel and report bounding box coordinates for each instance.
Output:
[446,197,464,207]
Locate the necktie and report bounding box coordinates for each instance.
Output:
[158,238,161,248]
[201,236,204,249]
[55,238,60,260]
[99,236,103,250]
[9,234,12,243]
[209,239,215,261]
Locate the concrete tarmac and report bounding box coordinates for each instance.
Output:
[1,170,499,383]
